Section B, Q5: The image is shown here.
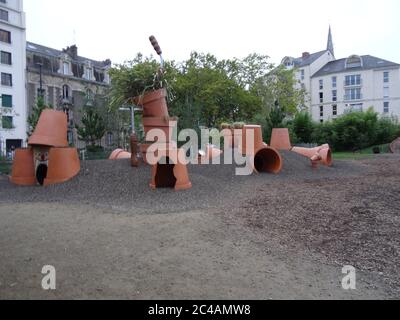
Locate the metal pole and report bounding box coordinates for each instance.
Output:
[131,106,135,134]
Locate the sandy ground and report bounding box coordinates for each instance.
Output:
[0,154,399,299]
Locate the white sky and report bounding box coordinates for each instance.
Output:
[24,0,400,66]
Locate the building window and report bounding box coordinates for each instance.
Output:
[85,67,93,80]
[332,90,337,102]
[345,75,361,86]
[0,51,11,65]
[319,79,323,90]
[2,116,13,129]
[1,94,12,108]
[344,88,361,101]
[1,72,12,86]
[300,69,305,81]
[383,102,389,113]
[67,130,74,145]
[332,76,337,88]
[0,9,8,22]
[345,55,363,69]
[320,106,324,118]
[332,105,337,116]
[383,72,389,83]
[106,132,114,146]
[37,88,46,100]
[0,29,11,43]
[383,87,389,99]
[319,92,324,103]
[63,62,70,75]
[62,85,70,99]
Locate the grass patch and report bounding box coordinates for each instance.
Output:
[0,161,11,175]
[334,144,390,160]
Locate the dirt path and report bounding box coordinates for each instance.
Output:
[0,202,389,299]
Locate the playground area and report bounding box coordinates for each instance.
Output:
[0,153,399,299]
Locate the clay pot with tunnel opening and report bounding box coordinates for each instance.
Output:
[142,117,177,143]
[28,110,68,148]
[109,149,131,160]
[135,89,169,118]
[44,148,81,186]
[10,148,36,186]
[270,128,292,151]
[149,147,192,191]
[291,144,333,167]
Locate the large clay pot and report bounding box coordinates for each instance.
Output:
[292,144,333,167]
[270,128,292,151]
[142,117,177,142]
[10,148,36,186]
[222,129,234,149]
[28,110,68,147]
[253,146,283,174]
[136,89,169,118]
[149,147,192,191]
[44,148,81,186]
[109,149,131,160]
[241,125,264,155]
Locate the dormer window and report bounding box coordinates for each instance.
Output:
[85,67,93,80]
[345,55,363,69]
[282,57,294,68]
[63,62,70,75]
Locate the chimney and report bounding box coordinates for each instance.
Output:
[302,52,310,59]
[63,45,78,60]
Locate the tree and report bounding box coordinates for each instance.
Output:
[76,108,106,147]
[27,96,51,137]
[292,111,314,143]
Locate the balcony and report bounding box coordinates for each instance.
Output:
[344,79,362,87]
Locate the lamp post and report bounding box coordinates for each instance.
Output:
[119,105,142,167]
[36,62,44,98]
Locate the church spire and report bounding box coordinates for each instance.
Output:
[327,25,335,58]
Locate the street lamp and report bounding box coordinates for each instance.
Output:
[36,62,44,98]
[119,105,143,167]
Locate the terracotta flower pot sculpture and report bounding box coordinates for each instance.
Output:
[136,88,169,118]
[390,137,400,154]
[10,109,81,186]
[241,125,283,174]
[10,148,36,186]
[291,144,333,167]
[270,128,292,151]
[109,149,132,160]
[199,144,223,164]
[149,146,192,191]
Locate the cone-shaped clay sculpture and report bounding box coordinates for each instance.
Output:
[150,147,192,191]
[44,148,80,186]
[10,148,36,186]
[143,117,177,142]
[270,128,292,151]
[241,125,283,174]
[28,110,68,147]
[136,89,169,118]
[291,144,333,167]
[390,137,400,154]
[109,149,131,160]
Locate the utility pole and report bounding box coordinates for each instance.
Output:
[36,62,44,98]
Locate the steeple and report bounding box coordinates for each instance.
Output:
[327,25,335,58]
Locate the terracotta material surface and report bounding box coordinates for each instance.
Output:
[292,144,333,167]
[136,89,169,118]
[28,110,68,147]
[222,129,234,149]
[241,125,264,155]
[150,147,192,191]
[9,148,36,186]
[390,137,400,154]
[109,149,132,160]
[253,146,283,174]
[270,128,292,150]
[130,134,139,167]
[143,117,177,142]
[44,148,81,186]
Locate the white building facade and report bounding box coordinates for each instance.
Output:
[282,28,400,123]
[0,0,27,156]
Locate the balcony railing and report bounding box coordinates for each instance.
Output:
[344,79,363,87]
[344,94,363,101]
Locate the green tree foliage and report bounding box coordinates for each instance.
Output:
[27,96,51,137]
[292,111,314,143]
[76,108,106,147]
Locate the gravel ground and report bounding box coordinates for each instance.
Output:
[0,152,399,299]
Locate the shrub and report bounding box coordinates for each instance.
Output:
[292,112,314,143]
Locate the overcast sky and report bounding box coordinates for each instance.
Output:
[24,0,400,66]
